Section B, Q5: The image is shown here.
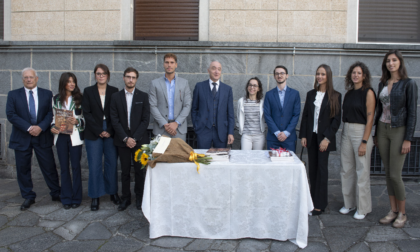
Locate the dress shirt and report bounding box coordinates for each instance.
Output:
[25,86,39,131]
[209,79,220,92]
[164,75,181,126]
[274,85,290,138]
[125,88,134,129]
[24,86,38,117]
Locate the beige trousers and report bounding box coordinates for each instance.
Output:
[340,123,373,215]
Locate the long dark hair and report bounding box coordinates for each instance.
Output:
[345,61,372,90]
[59,72,83,108]
[380,49,408,83]
[314,64,340,118]
[245,77,263,102]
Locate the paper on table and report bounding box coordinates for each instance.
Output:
[153,137,171,154]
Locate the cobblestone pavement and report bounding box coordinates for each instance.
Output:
[1,178,420,252]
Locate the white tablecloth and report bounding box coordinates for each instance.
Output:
[142,150,314,248]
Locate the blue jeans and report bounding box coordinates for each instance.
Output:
[85,121,118,198]
[56,134,82,205]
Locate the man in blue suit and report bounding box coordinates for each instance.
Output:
[191,61,235,149]
[264,65,301,152]
[6,67,61,210]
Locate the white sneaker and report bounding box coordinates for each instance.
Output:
[339,206,356,214]
[353,211,366,220]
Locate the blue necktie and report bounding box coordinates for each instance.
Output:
[29,90,37,125]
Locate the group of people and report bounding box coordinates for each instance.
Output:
[6,50,417,228]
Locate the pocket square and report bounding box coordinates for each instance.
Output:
[135,102,143,104]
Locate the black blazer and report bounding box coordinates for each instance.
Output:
[82,83,119,140]
[110,88,150,147]
[6,87,54,151]
[299,89,342,152]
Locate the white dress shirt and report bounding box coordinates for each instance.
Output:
[209,79,220,92]
[64,96,72,110]
[24,86,38,117]
[125,88,134,129]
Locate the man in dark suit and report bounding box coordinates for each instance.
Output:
[6,67,61,210]
[264,65,301,152]
[191,61,235,149]
[110,67,150,211]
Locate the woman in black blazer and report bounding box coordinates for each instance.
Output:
[299,64,342,216]
[82,64,120,211]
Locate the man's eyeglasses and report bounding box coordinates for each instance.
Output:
[124,76,137,80]
[275,72,287,76]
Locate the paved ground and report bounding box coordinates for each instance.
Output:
[1,178,420,252]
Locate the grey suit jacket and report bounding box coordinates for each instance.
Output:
[149,74,192,135]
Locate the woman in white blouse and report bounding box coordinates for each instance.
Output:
[237,77,265,150]
[299,64,342,215]
[51,72,85,209]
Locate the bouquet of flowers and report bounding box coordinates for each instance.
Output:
[134,134,162,169]
[134,134,212,173]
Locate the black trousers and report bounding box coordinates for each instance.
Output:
[308,133,330,210]
[118,145,145,203]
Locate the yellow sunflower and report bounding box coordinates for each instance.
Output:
[134,149,142,162]
[140,153,149,166]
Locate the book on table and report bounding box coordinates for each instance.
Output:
[54,109,73,135]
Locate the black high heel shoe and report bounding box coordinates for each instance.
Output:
[311,209,324,216]
[91,198,99,211]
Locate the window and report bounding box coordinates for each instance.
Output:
[0,0,3,40]
[133,0,199,41]
[358,0,420,43]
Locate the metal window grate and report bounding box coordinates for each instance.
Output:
[370,137,420,175]
[0,123,2,160]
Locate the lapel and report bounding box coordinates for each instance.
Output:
[308,90,316,117]
[104,85,113,111]
[160,77,168,103]
[319,91,329,117]
[37,88,43,122]
[174,75,180,105]
[218,82,225,108]
[131,89,140,122]
[273,88,282,112]
[20,88,31,119]
[121,90,128,121]
[92,84,103,112]
[282,87,291,112]
[206,81,213,111]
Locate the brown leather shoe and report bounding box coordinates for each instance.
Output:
[392,212,407,228]
[379,210,398,224]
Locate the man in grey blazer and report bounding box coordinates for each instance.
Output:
[149,53,192,141]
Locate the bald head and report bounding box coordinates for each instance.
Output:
[208,61,222,82]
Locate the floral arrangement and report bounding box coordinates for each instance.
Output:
[270,147,292,157]
[133,134,212,173]
[134,134,162,169]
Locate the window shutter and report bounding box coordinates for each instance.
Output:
[134,0,199,41]
[358,0,420,43]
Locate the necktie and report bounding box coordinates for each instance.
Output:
[29,90,37,125]
[212,82,217,97]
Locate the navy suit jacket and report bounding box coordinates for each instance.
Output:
[264,86,301,145]
[191,80,235,142]
[6,87,54,151]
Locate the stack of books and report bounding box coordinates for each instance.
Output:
[206,148,231,162]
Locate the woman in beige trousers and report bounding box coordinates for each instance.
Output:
[340,62,376,220]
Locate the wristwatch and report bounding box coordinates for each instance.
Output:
[362,139,368,144]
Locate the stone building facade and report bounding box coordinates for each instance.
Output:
[0,0,419,181]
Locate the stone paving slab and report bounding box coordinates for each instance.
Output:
[1,179,420,251]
